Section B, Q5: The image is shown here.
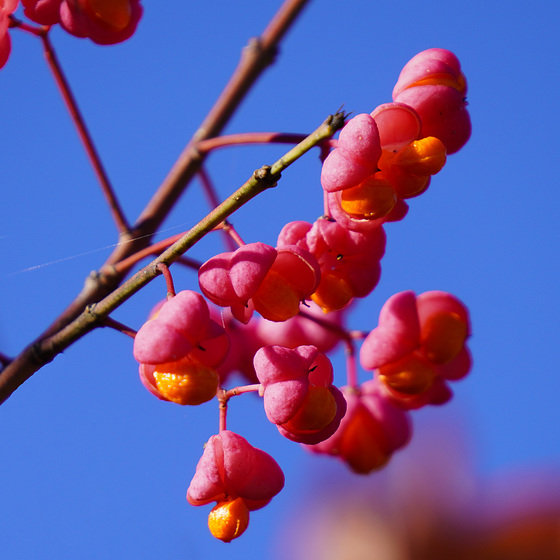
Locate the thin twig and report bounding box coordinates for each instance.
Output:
[41,31,130,234]
[102,318,137,339]
[196,132,337,154]
[175,255,204,271]
[0,110,345,404]
[198,167,238,251]
[223,384,262,400]
[216,222,246,248]
[133,0,312,236]
[31,0,313,344]
[156,263,176,298]
[217,389,228,433]
[217,383,262,432]
[112,232,187,274]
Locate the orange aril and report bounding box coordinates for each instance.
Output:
[153,358,218,405]
[208,497,250,543]
[282,386,337,434]
[338,405,391,474]
[421,311,468,364]
[311,271,354,313]
[405,72,467,95]
[340,175,397,220]
[379,355,436,396]
[392,137,447,176]
[252,269,301,322]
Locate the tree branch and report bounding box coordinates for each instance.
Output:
[29,0,312,342]
[0,110,345,404]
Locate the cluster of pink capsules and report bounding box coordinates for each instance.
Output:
[132,48,473,542]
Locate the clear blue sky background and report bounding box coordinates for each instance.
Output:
[1,1,559,558]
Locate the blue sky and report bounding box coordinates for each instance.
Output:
[1,1,559,558]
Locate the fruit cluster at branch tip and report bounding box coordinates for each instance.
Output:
[129,48,473,541]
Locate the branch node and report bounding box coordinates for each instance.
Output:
[253,165,279,188]
[327,110,349,132]
[246,36,262,53]
[85,302,98,315]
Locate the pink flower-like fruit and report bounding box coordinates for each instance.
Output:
[392,48,471,154]
[199,242,320,323]
[307,379,411,474]
[360,290,472,409]
[321,113,382,193]
[187,430,285,542]
[278,217,386,312]
[133,290,228,405]
[254,345,347,444]
[255,300,346,354]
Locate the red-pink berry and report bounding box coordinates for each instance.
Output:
[371,102,422,151]
[254,345,347,444]
[187,430,284,510]
[199,242,320,323]
[133,290,229,404]
[306,379,411,473]
[360,290,472,409]
[392,48,471,154]
[279,217,387,310]
[21,0,61,24]
[321,114,382,193]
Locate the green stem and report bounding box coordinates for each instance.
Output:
[28,0,313,347]
[91,112,346,315]
[0,112,345,404]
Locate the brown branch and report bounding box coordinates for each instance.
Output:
[31,0,312,343]
[111,232,187,274]
[133,0,311,235]
[110,233,204,273]
[0,352,11,368]
[0,110,345,404]
[198,167,240,251]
